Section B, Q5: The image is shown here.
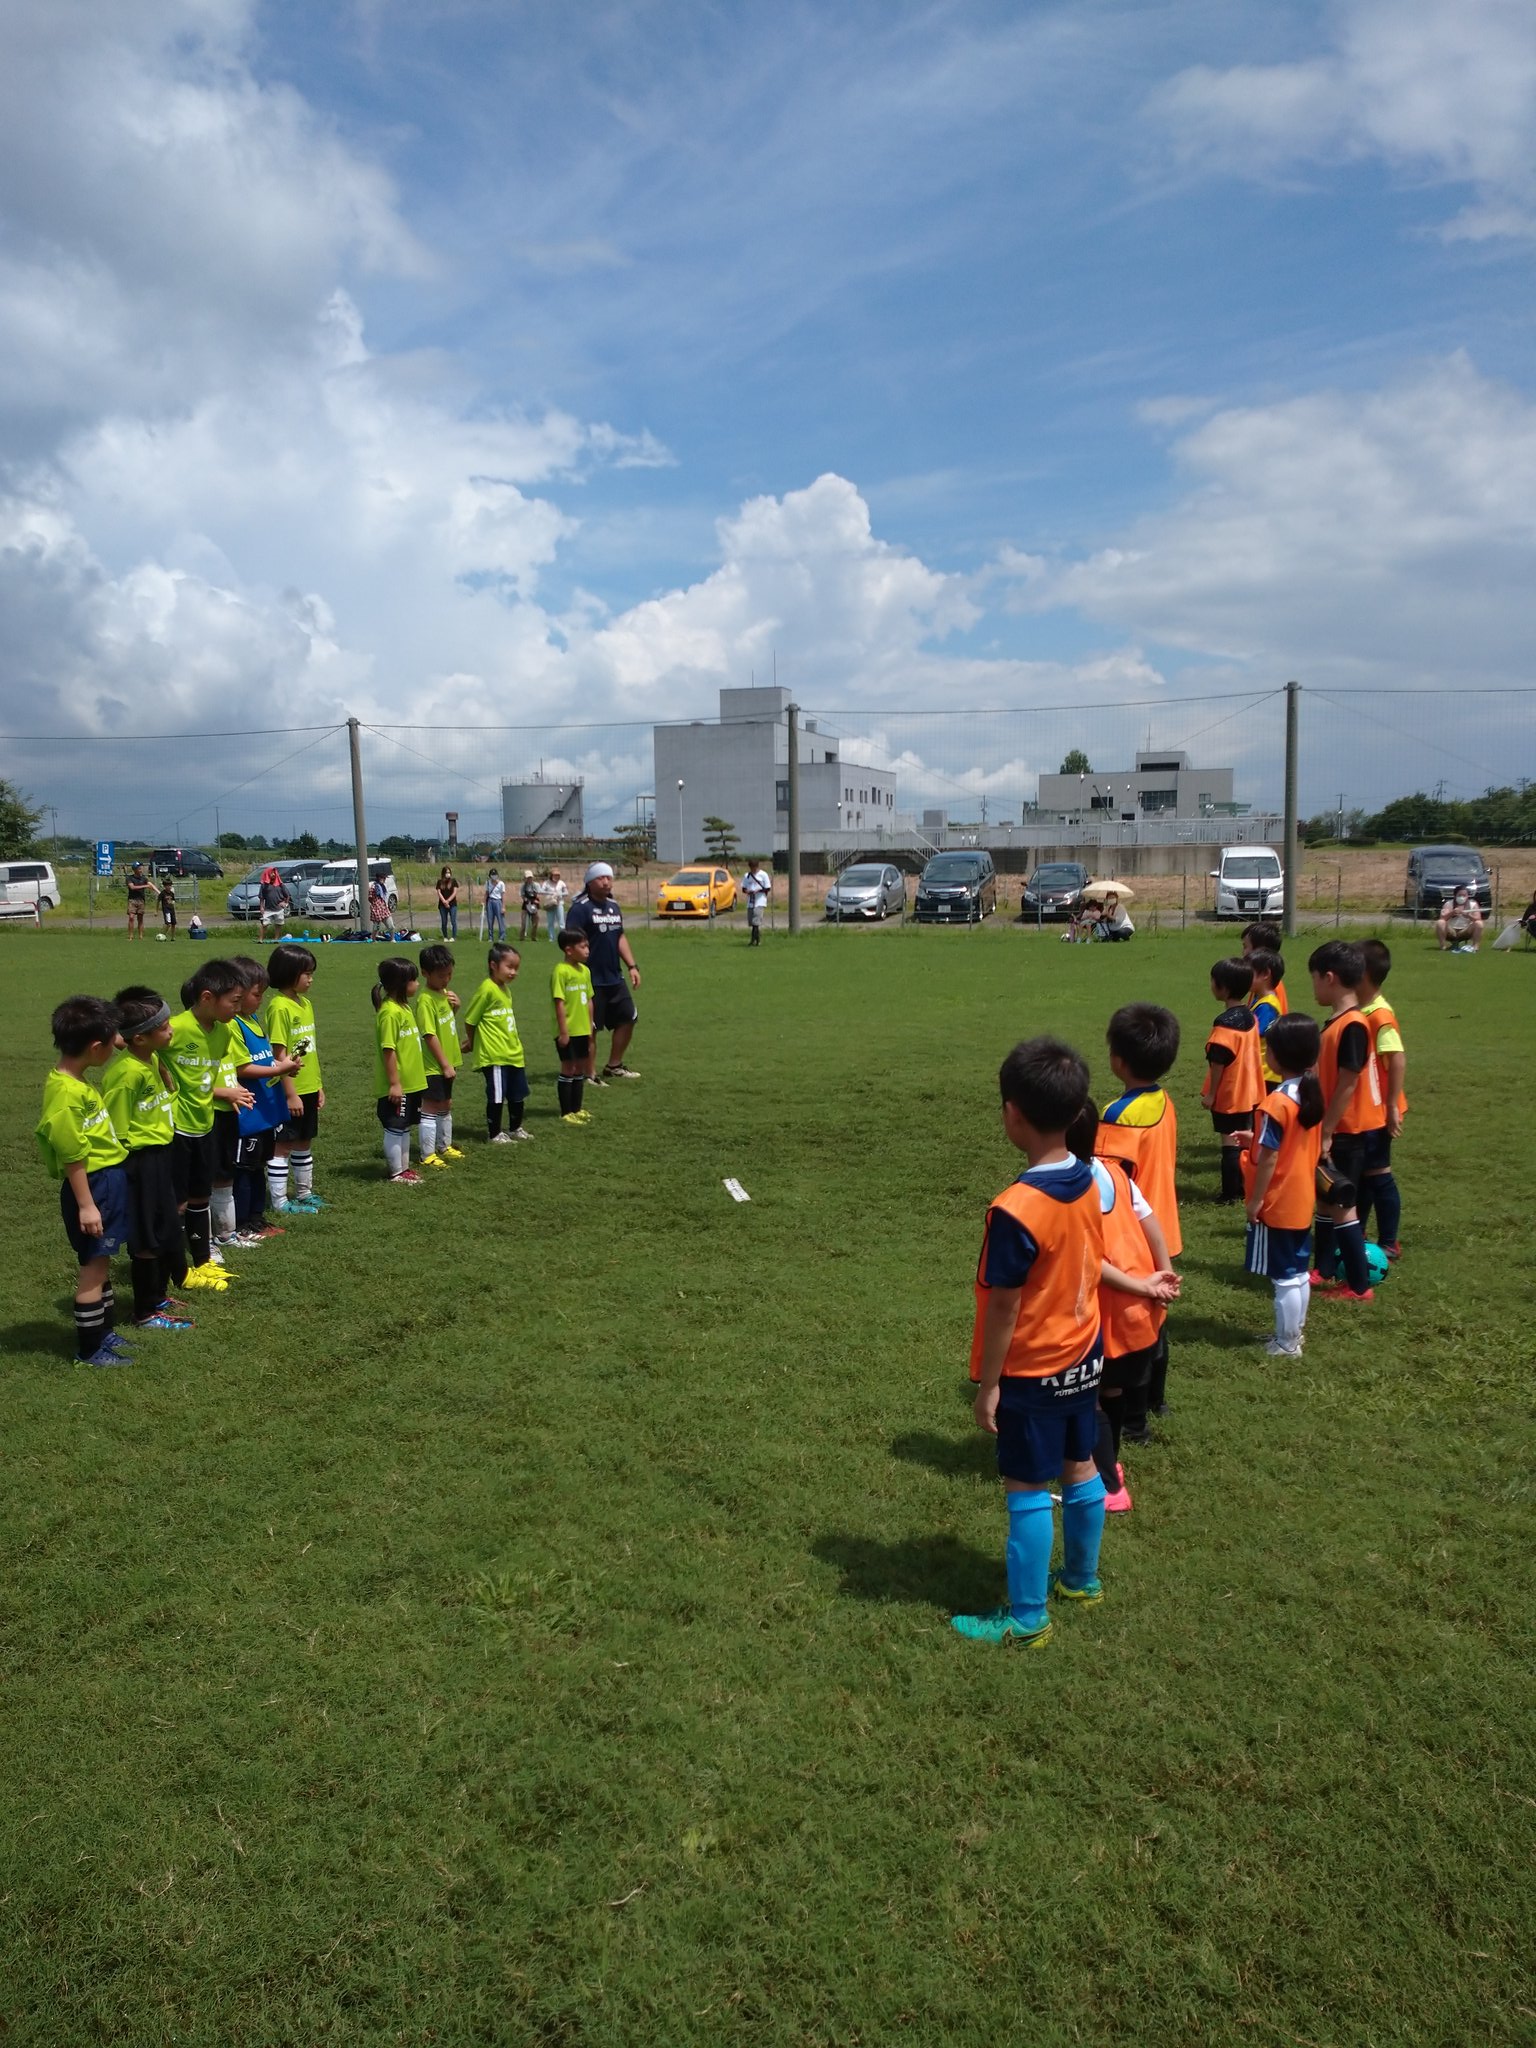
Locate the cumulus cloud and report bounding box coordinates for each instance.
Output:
[1149,0,1536,240]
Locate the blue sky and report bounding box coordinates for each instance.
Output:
[1,0,1533,835]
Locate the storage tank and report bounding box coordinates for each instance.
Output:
[500,780,584,839]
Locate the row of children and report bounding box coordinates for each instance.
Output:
[955,930,1409,1645]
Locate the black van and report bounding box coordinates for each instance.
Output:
[1404,846,1491,914]
[914,850,998,924]
[147,848,225,880]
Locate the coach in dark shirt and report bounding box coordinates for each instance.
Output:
[565,862,642,1081]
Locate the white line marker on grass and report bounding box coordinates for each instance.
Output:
[723,1177,751,1203]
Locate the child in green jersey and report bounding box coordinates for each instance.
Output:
[373,956,428,1184]
[208,958,260,1256]
[104,985,193,1332]
[166,959,244,1290]
[463,943,530,1144]
[264,943,325,1215]
[36,995,132,1365]
[414,942,464,1168]
[552,928,595,1125]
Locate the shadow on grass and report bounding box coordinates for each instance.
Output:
[1170,1315,1267,1351]
[2,1321,71,1360]
[812,1531,997,1611]
[891,1430,994,1481]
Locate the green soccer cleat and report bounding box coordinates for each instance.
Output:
[1050,1572,1104,1605]
[950,1607,1053,1648]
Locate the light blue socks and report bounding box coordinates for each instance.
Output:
[1061,1475,1107,1591]
[1005,1489,1056,1630]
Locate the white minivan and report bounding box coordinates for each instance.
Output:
[0,859,61,917]
[1211,846,1284,921]
[305,858,398,919]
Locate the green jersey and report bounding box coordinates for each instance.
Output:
[36,1069,128,1177]
[374,999,427,1095]
[166,1010,229,1136]
[551,958,594,1038]
[265,991,320,1092]
[101,1049,175,1151]
[413,985,460,1077]
[464,977,525,1068]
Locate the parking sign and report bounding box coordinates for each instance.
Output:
[94,841,114,876]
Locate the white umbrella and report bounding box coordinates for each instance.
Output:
[1081,878,1136,904]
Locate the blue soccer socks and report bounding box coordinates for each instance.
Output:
[1061,1475,1107,1593]
[1004,1488,1056,1633]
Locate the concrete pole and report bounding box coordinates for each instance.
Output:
[1282,680,1299,940]
[348,716,370,937]
[786,702,801,936]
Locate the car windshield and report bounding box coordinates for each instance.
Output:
[926,858,981,881]
[839,867,883,886]
[671,870,711,885]
[316,865,354,886]
[1223,857,1279,881]
[1031,866,1082,886]
[1424,860,1479,877]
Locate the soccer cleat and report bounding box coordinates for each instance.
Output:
[440,1145,465,1160]
[420,1153,451,1169]
[1050,1572,1105,1605]
[1308,1268,1340,1290]
[209,1245,227,1267]
[603,1064,641,1080]
[100,1330,136,1359]
[291,1193,325,1210]
[561,1112,588,1127]
[586,1072,609,1088]
[573,1110,593,1124]
[1383,1242,1402,1261]
[489,1131,515,1145]
[508,1127,534,1141]
[1103,1465,1133,1514]
[249,1225,286,1239]
[1264,1338,1304,1357]
[135,1312,195,1332]
[182,1263,229,1291]
[389,1168,424,1185]
[81,1343,133,1369]
[1328,1286,1375,1304]
[950,1607,1052,1648]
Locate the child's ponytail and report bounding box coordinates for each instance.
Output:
[1296,1071,1325,1129]
[1266,1014,1322,1127]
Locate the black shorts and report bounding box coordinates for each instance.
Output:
[1102,1332,1163,1395]
[556,1034,593,1064]
[212,1108,240,1180]
[61,1164,130,1263]
[172,1129,215,1204]
[592,984,637,1033]
[235,1129,276,1172]
[124,1144,182,1261]
[280,1091,321,1143]
[424,1073,455,1104]
[377,1091,423,1132]
[1362,1127,1393,1174]
[1324,1131,1369,1210]
[1210,1108,1254,1135]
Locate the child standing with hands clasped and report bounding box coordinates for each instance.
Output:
[1203,957,1264,1204]
[1243,1015,1325,1356]
[37,996,134,1366]
[373,957,427,1185]
[264,944,324,1216]
[951,1037,1111,1651]
[552,927,595,1125]
[103,986,194,1331]
[414,943,464,1167]
[464,943,530,1143]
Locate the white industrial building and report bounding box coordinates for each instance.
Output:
[1033,750,1237,825]
[653,687,896,864]
[501,779,584,840]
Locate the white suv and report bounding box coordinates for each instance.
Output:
[0,859,61,917]
[1211,846,1284,921]
[305,858,398,919]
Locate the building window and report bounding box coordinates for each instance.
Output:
[1139,788,1178,814]
[1198,790,1213,812]
[775,780,789,812]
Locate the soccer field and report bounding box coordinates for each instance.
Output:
[2,923,1532,2046]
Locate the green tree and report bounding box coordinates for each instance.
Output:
[0,779,43,860]
[217,831,248,851]
[1059,749,1092,775]
[613,821,655,872]
[701,815,740,863]
[289,831,321,857]
[378,834,419,860]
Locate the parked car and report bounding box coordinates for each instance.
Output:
[1018,861,1090,923]
[226,858,328,920]
[913,851,998,924]
[657,867,737,918]
[1404,845,1492,915]
[147,847,224,879]
[305,858,398,919]
[0,859,61,917]
[1211,845,1284,921]
[824,863,907,921]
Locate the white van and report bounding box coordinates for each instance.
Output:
[305,858,398,919]
[1211,846,1284,921]
[0,859,61,917]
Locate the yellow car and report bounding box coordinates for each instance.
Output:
[657,866,737,918]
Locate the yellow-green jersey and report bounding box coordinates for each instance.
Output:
[551,958,594,1038]
[101,1049,175,1151]
[464,977,525,1068]
[413,985,460,1077]
[374,999,427,1095]
[36,1069,128,1177]
[166,1010,229,1136]
[265,991,320,1093]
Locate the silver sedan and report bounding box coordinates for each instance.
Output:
[824,863,908,921]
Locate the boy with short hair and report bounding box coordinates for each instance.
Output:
[227,959,297,1241]
[157,873,177,938]
[1356,938,1407,1260]
[1203,957,1265,1204]
[209,961,259,1256]
[415,943,464,1166]
[1248,948,1286,1084]
[37,995,133,1365]
[1096,1002,1181,1428]
[265,943,325,1214]
[1241,921,1287,999]
[464,943,530,1143]
[552,927,595,1124]
[951,1037,1111,1650]
[1308,939,1381,1303]
[166,959,244,1290]
[104,985,194,1331]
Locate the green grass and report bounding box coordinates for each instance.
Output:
[1,922,1533,2046]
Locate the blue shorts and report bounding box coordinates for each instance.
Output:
[1245,1220,1311,1281]
[61,1164,129,1263]
[994,1349,1104,1484]
[481,1064,529,1105]
[1362,1127,1393,1174]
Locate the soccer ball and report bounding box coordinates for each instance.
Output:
[155,932,167,942]
[1363,1242,1391,1286]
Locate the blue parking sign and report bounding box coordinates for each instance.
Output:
[95,840,114,876]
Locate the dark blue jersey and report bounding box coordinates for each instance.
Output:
[565,893,626,985]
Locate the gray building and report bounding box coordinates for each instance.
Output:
[501,779,584,840]
[653,687,896,864]
[1033,749,1236,825]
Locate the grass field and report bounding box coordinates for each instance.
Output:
[2,921,1533,2046]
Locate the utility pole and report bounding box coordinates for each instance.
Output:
[348,716,370,936]
[1281,680,1299,939]
[786,702,801,936]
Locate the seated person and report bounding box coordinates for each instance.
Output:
[1520,892,1536,939]
[1435,885,1484,952]
[1093,891,1135,943]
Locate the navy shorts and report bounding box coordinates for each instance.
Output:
[376,1091,423,1132]
[280,1091,321,1144]
[1245,1220,1312,1281]
[994,1351,1104,1484]
[424,1073,455,1103]
[481,1064,530,1108]
[1362,1127,1393,1174]
[1210,1108,1254,1135]
[592,984,637,1032]
[212,1107,240,1180]
[61,1164,129,1263]
[171,1128,214,1204]
[556,1034,593,1064]
[124,1144,181,1261]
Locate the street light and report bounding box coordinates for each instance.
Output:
[676,779,685,864]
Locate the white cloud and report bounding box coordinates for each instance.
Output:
[1150,0,1536,240]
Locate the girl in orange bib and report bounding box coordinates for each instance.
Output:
[1242,1016,1325,1357]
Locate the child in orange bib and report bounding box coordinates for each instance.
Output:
[1203,956,1265,1204]
[1243,1016,1325,1356]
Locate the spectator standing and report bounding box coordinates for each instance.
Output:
[125,861,150,940]
[435,867,459,940]
[484,868,506,941]
[520,871,540,940]
[742,859,772,946]
[540,867,569,945]
[258,867,291,940]
[565,862,642,1081]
